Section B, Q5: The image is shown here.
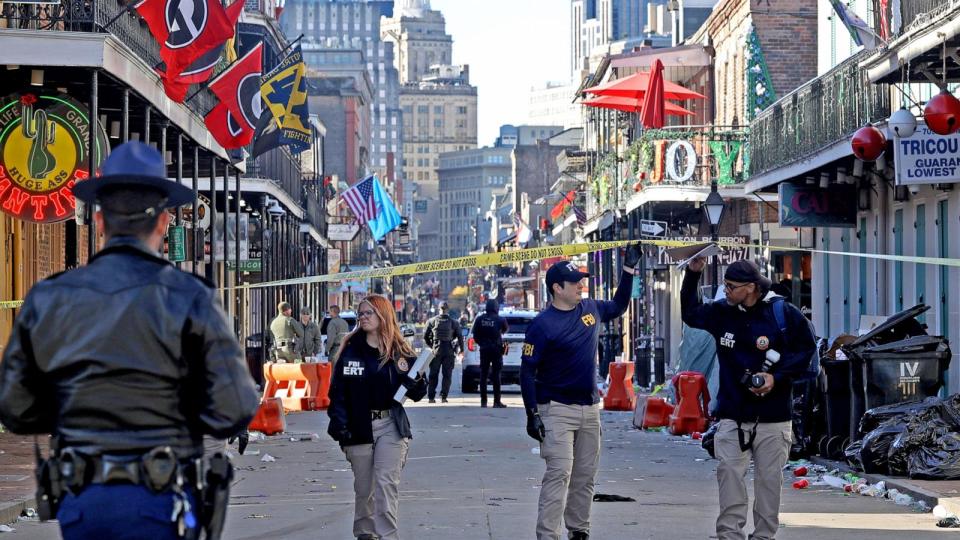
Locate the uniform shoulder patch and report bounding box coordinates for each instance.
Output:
[522,343,535,357]
[581,313,596,326]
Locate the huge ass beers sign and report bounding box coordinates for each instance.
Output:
[0,92,108,223]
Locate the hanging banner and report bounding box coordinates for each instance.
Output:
[0,92,109,223]
[895,122,960,186]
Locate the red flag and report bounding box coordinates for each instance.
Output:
[136,0,242,81]
[156,44,225,102]
[204,102,254,149]
[207,42,263,132]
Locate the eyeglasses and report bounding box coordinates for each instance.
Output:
[724,282,751,292]
[357,309,376,318]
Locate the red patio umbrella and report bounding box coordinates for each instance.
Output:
[640,58,666,128]
[584,68,706,101]
[581,95,694,117]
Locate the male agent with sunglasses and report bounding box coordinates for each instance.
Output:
[681,258,815,540]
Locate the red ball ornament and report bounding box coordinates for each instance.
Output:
[923,90,960,135]
[850,125,886,162]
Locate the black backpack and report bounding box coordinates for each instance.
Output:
[435,317,454,342]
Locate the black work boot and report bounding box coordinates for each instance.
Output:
[493,402,507,408]
[569,531,589,540]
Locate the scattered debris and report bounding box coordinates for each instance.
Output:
[260,453,277,463]
[792,479,809,489]
[593,493,635,502]
[938,516,960,528]
[245,514,270,519]
[531,447,540,455]
[0,525,14,533]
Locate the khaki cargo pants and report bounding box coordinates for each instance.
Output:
[714,419,792,540]
[536,401,601,540]
[343,417,410,540]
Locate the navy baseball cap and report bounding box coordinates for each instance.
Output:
[545,261,590,291]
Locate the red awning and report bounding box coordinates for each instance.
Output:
[584,69,706,101]
[581,95,694,117]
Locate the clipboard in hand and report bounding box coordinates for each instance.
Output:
[393,348,434,404]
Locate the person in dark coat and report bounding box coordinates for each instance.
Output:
[327,294,427,540]
[0,141,259,540]
[472,299,509,408]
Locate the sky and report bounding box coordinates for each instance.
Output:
[430,0,571,146]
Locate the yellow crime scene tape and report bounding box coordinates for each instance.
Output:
[4,238,960,307]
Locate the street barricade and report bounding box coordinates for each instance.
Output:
[604,362,636,411]
[262,362,332,411]
[249,397,286,435]
[668,371,710,436]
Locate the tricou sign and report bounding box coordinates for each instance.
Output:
[0,92,108,223]
[778,183,856,228]
[895,123,960,186]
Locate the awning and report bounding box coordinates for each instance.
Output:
[581,211,614,236]
[584,70,706,101]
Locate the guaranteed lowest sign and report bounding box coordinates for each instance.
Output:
[895,122,960,186]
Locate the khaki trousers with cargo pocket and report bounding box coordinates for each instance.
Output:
[343,417,410,540]
[536,401,601,540]
[714,419,792,540]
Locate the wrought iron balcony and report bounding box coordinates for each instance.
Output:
[303,185,327,236]
[245,146,303,205]
[0,0,218,117]
[884,0,954,39]
[749,50,891,178]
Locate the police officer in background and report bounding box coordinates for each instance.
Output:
[472,299,509,408]
[270,301,304,362]
[0,141,259,540]
[299,307,322,359]
[325,305,350,360]
[520,245,640,540]
[681,258,815,540]
[424,302,464,403]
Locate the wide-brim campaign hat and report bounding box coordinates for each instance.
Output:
[72,141,195,207]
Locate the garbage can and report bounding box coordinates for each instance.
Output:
[635,336,651,388]
[820,358,852,459]
[842,304,951,442]
[246,333,265,387]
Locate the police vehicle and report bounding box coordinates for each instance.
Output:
[461,308,538,393]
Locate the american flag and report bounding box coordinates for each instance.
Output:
[341,175,377,223]
[573,205,587,226]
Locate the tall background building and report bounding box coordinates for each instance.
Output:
[381,0,478,271]
[571,0,671,76]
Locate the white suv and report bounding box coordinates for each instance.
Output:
[461,308,538,393]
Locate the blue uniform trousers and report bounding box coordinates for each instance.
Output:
[57,483,198,540]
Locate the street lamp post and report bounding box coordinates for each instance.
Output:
[703,181,726,297]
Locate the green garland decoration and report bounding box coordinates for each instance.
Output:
[745,24,777,121]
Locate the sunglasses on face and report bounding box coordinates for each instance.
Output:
[724,282,751,292]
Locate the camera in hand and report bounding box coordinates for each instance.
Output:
[740,349,781,389]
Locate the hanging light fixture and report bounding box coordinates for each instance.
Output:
[889,108,917,137]
[703,183,725,228]
[923,40,960,135]
[30,69,43,87]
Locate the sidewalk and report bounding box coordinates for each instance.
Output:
[0,431,40,525]
[811,456,960,515]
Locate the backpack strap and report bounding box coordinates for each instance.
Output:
[771,297,788,338]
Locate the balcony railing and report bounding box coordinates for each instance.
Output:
[245,146,303,204]
[883,0,954,39]
[0,0,217,117]
[749,50,891,177]
[304,187,326,236]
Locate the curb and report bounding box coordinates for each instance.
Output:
[809,457,958,513]
[0,497,33,526]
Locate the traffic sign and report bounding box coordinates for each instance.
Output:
[640,219,667,238]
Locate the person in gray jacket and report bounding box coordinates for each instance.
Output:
[325,305,350,360]
[299,307,323,358]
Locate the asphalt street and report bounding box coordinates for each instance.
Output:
[8,381,954,539]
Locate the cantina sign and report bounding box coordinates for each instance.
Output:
[0,92,108,223]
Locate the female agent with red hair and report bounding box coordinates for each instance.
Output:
[327,295,427,540]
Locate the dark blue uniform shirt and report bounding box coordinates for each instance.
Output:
[520,270,632,409]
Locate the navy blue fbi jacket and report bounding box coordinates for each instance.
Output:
[680,269,816,423]
[520,270,633,410]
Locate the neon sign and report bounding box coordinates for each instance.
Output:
[0,92,108,223]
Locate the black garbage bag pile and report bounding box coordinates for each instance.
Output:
[845,394,960,479]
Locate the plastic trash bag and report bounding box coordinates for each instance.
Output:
[856,419,908,474]
[888,412,953,476]
[908,432,960,480]
[858,396,946,437]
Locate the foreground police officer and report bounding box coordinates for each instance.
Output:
[0,141,260,540]
[472,299,509,408]
[681,258,815,540]
[521,245,640,540]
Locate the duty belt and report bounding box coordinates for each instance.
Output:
[371,409,391,420]
[57,446,200,495]
[276,339,297,348]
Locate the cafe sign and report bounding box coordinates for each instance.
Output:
[0,92,108,223]
[778,183,856,228]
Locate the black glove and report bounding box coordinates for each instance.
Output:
[400,374,424,390]
[237,431,249,455]
[526,409,545,442]
[624,243,642,269]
